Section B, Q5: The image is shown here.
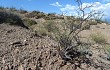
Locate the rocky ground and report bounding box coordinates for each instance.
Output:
[0,23,110,70]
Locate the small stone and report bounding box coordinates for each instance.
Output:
[18,64,24,70]
[81,63,88,69]
[5,65,9,70]
[66,62,71,66]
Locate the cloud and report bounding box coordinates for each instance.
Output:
[90,2,110,17]
[60,4,77,15]
[59,2,110,19]
[102,0,110,2]
[50,2,62,7]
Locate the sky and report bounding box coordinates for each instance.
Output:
[0,0,110,22]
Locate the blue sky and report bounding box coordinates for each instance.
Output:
[0,0,110,21]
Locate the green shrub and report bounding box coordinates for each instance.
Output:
[23,18,37,27]
[35,27,48,36]
[25,11,38,18]
[88,20,98,25]
[25,11,45,18]
[44,21,59,33]
[19,8,27,14]
[90,32,106,44]
[82,24,90,30]
[32,23,49,36]
[47,13,56,17]
[0,10,27,28]
[0,6,4,10]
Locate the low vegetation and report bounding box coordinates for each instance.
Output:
[25,11,46,18]
[0,10,27,28]
[90,32,106,44]
[23,18,37,27]
[0,0,110,69]
[103,44,110,53]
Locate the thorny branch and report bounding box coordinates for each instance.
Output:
[56,0,104,64]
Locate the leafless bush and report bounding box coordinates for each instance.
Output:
[55,0,104,68]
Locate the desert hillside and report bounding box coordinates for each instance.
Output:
[0,7,110,70]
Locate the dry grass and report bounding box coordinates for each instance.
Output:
[90,32,106,44]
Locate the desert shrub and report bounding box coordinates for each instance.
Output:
[44,16,51,20]
[102,44,110,61]
[103,44,110,53]
[82,24,90,30]
[44,21,59,33]
[90,32,106,44]
[44,16,57,20]
[37,12,45,18]
[0,6,4,10]
[88,20,98,25]
[23,18,37,27]
[25,11,45,18]
[32,23,49,36]
[19,8,27,14]
[25,13,36,18]
[31,20,59,37]
[32,10,41,14]
[36,27,48,36]
[45,13,60,20]
[9,7,18,12]
[25,11,39,18]
[47,13,56,17]
[0,10,27,28]
[95,19,104,23]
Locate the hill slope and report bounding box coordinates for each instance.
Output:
[0,24,110,70]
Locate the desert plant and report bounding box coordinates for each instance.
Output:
[0,6,4,10]
[0,10,27,28]
[23,18,37,27]
[32,23,49,36]
[90,32,106,44]
[103,44,110,53]
[44,21,59,33]
[54,0,104,66]
[36,27,48,36]
[48,13,55,16]
[9,7,17,12]
[87,19,98,25]
[82,24,90,30]
[19,8,27,14]
[25,11,45,19]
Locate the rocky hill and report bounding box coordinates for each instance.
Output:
[0,23,110,70]
[0,7,110,70]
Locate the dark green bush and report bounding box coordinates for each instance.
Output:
[19,9,27,14]
[47,13,56,17]
[0,10,28,28]
[82,24,90,30]
[0,6,4,10]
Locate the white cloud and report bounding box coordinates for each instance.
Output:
[60,4,76,11]
[90,2,110,17]
[102,0,110,2]
[50,2,62,7]
[59,2,110,19]
[60,4,77,15]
